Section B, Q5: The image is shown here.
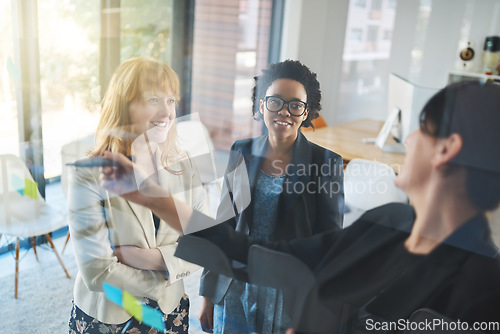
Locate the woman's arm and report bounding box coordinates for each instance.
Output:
[113,246,167,271]
[68,166,170,298]
[101,151,340,270]
[101,151,189,233]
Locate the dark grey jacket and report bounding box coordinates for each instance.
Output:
[199,131,344,302]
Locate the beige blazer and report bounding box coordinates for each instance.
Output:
[68,153,208,324]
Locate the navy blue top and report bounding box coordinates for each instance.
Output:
[251,171,285,241]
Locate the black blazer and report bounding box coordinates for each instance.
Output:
[199,131,344,302]
[184,203,500,331]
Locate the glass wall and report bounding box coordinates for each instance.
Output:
[0,0,20,156]
[337,0,397,124]
[37,0,101,178]
[191,0,274,150]
[2,0,276,179]
[38,0,175,179]
[0,2,280,332]
[120,0,174,62]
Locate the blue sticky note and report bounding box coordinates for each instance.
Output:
[102,282,123,306]
[142,305,166,332]
[11,175,24,193]
[103,282,165,332]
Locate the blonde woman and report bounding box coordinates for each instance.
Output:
[67,57,207,334]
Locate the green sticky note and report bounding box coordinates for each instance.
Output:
[122,291,143,322]
[24,178,38,200]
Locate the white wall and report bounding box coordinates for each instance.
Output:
[280,0,500,124]
[390,0,500,89]
[280,0,349,125]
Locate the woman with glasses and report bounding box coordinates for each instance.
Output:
[67,57,208,334]
[195,60,344,333]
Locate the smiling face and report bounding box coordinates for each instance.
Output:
[260,78,309,142]
[128,91,176,143]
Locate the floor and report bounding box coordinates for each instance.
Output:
[0,180,205,333]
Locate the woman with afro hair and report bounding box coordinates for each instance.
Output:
[196,60,345,333]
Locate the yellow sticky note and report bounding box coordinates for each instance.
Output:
[24,178,38,200]
[122,291,143,322]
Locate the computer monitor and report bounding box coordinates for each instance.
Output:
[387,73,439,143]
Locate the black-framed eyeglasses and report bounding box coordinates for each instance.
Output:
[264,96,308,117]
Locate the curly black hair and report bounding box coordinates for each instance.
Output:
[252,59,321,128]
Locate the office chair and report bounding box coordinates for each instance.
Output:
[0,154,70,298]
[344,158,407,227]
[301,114,327,132]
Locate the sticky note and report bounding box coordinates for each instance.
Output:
[102,282,122,306]
[24,178,38,200]
[122,290,143,322]
[11,175,24,196]
[102,282,166,332]
[142,305,166,331]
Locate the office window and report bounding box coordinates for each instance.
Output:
[120,0,173,63]
[371,0,383,11]
[350,28,364,41]
[383,29,393,40]
[355,0,367,8]
[369,0,382,20]
[339,0,397,123]
[37,0,101,178]
[387,0,397,10]
[0,0,20,156]
[190,0,274,150]
[36,0,176,178]
[367,25,379,42]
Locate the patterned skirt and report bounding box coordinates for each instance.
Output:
[68,294,189,334]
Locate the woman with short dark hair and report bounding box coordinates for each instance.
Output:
[100,81,500,333]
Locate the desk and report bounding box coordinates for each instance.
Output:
[302,118,406,172]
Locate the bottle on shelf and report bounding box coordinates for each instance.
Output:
[482,36,500,76]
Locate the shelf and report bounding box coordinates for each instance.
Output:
[449,71,500,83]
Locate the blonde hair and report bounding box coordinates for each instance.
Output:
[90,57,182,169]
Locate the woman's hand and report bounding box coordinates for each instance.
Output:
[198,296,214,333]
[100,151,167,206]
[113,245,167,271]
[100,151,191,234]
